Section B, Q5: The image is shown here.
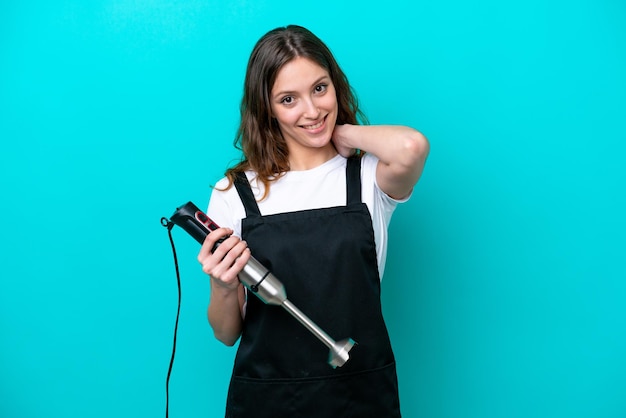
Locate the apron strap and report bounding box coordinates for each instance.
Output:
[235,156,362,215]
[346,156,362,205]
[234,172,262,217]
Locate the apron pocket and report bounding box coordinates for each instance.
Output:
[225,362,401,418]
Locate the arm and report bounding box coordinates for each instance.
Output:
[332,124,430,199]
[198,227,251,346]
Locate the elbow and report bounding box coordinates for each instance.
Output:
[211,324,241,346]
[400,129,430,170]
[215,332,240,347]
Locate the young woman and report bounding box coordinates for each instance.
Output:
[197,25,429,417]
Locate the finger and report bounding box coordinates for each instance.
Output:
[232,247,251,271]
[203,239,248,280]
[215,247,251,287]
[197,228,233,261]
[214,240,249,274]
[210,235,244,264]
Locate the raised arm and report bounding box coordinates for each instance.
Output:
[332,124,430,199]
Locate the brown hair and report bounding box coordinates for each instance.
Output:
[221,25,367,199]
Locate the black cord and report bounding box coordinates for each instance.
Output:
[162,218,181,418]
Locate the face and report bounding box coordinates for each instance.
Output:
[270,57,338,167]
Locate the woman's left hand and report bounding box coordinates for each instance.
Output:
[331,124,357,157]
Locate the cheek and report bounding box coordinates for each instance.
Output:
[321,92,338,112]
[275,108,300,127]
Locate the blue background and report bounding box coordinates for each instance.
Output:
[1,1,625,417]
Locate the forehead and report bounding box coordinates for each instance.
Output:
[271,57,330,94]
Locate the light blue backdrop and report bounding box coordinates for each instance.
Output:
[1,1,624,417]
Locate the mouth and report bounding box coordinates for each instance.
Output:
[300,115,327,132]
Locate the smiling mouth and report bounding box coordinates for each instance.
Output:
[301,115,326,130]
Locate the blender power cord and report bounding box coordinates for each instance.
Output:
[161,217,181,418]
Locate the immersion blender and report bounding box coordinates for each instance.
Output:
[167,201,356,368]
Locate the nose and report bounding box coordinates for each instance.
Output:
[303,97,320,119]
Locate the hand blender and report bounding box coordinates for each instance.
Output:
[167,201,356,368]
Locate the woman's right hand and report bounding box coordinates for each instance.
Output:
[197,227,251,290]
[200,227,249,345]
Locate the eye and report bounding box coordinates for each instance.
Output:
[280,96,295,105]
[314,84,327,94]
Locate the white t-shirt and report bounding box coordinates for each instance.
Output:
[207,153,408,279]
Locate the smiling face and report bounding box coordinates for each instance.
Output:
[270,57,339,170]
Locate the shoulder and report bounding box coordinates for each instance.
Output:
[207,176,247,236]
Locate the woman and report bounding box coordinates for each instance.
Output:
[198,25,429,417]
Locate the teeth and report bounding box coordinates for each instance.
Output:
[303,120,324,129]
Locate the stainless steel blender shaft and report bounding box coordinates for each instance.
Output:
[240,257,356,368]
[282,300,356,368]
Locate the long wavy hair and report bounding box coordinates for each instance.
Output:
[221,25,367,199]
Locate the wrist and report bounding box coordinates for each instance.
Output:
[336,123,356,146]
[333,124,360,156]
[211,277,241,293]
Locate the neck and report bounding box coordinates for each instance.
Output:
[288,145,338,171]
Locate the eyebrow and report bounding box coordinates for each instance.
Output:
[272,76,330,99]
